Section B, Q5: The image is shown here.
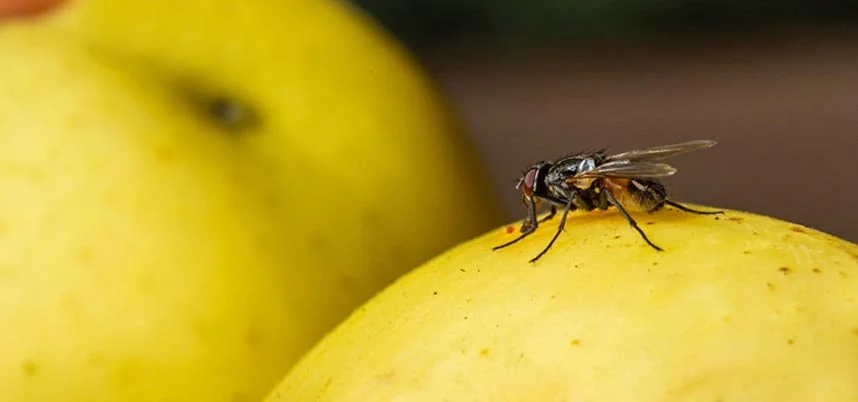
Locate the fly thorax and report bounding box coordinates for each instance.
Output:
[570,158,597,189]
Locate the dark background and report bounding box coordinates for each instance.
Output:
[351,0,858,242]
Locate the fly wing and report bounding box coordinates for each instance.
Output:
[604,140,716,162]
[573,160,677,179]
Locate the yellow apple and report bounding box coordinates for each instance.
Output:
[0,0,502,400]
[270,207,858,401]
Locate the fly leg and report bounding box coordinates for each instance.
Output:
[537,205,558,224]
[604,190,664,251]
[493,196,540,251]
[530,195,576,263]
[664,200,723,215]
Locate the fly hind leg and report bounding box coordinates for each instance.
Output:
[664,200,724,215]
[604,190,664,252]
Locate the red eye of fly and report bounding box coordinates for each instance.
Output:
[521,167,539,197]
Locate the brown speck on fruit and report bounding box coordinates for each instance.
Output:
[479,348,491,357]
[569,339,581,347]
[778,267,792,275]
[728,216,744,223]
[787,338,795,345]
[743,250,751,255]
[433,291,438,296]
[459,268,466,273]
[752,231,760,236]
[813,268,822,274]
[21,359,39,377]
[230,392,250,402]
[76,246,94,263]
[613,235,621,239]
[789,225,808,234]
[337,274,357,292]
[767,282,776,291]
[152,144,175,163]
[244,327,261,348]
[645,221,655,225]
[505,225,516,234]
[714,216,720,220]
[652,262,658,266]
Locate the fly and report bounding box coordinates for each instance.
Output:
[494,139,724,263]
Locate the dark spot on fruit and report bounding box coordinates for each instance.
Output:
[21,360,39,377]
[714,216,720,220]
[728,217,744,223]
[789,226,808,234]
[479,348,491,357]
[569,339,581,346]
[505,225,516,234]
[652,262,658,266]
[76,246,94,263]
[231,392,251,402]
[463,316,469,320]
[307,235,329,252]
[337,274,357,292]
[743,250,751,255]
[752,231,760,236]
[433,291,438,296]
[459,268,466,273]
[152,144,175,163]
[766,282,776,290]
[244,328,261,348]
[812,268,822,274]
[209,97,259,130]
[778,267,792,275]
[645,221,655,225]
[614,235,621,239]
[88,352,103,365]
[787,338,795,345]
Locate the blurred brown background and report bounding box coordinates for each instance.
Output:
[351,1,858,242]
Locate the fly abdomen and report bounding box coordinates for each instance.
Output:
[628,179,668,211]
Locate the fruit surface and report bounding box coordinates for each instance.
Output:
[0,0,501,400]
[270,207,858,401]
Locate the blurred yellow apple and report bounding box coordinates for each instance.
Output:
[0,0,502,400]
[271,207,858,401]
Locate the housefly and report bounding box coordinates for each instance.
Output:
[494,139,723,263]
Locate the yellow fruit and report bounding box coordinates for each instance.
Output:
[270,207,858,401]
[0,0,501,400]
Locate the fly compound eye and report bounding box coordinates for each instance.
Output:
[521,167,539,198]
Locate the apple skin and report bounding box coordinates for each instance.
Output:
[0,0,502,400]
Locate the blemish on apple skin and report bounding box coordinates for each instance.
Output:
[230,392,251,402]
[153,144,175,163]
[21,359,39,377]
[209,98,259,130]
[88,352,103,366]
[778,267,792,275]
[789,225,808,234]
[76,246,95,263]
